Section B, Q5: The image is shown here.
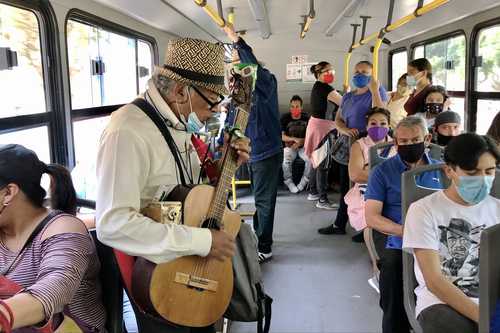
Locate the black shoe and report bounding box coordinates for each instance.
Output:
[351,232,365,243]
[318,224,347,235]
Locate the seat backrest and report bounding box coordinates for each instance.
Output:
[401,163,448,333]
[90,230,124,333]
[369,142,444,170]
[479,170,500,333]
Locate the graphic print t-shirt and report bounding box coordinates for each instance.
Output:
[403,190,500,316]
[280,112,310,139]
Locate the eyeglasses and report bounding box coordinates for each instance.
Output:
[190,85,224,110]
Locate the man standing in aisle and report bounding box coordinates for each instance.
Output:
[223,25,282,263]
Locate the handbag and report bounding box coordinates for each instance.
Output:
[331,134,351,165]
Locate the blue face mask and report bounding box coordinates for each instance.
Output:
[352,73,371,88]
[406,75,417,87]
[456,175,494,205]
[186,111,205,133]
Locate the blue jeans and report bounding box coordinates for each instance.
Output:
[249,153,282,254]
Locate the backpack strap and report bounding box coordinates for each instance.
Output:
[255,284,272,333]
[132,98,187,186]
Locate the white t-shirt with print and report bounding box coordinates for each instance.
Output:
[403,190,500,317]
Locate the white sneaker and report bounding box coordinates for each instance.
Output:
[316,200,339,210]
[258,252,273,263]
[307,193,321,201]
[368,275,380,294]
[296,177,309,192]
[284,179,299,193]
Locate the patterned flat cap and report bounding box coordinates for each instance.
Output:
[156,38,228,96]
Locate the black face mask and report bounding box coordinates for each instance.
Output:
[437,133,453,146]
[398,142,425,164]
[424,103,444,115]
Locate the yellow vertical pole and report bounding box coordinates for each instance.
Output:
[372,37,384,80]
[343,52,352,92]
[227,8,235,25]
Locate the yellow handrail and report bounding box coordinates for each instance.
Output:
[194,0,226,27]
[372,37,384,80]
[343,52,352,90]
[227,9,235,25]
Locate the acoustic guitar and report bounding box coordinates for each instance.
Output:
[131,64,257,327]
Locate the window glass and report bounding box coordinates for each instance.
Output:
[67,20,100,109]
[448,97,465,128]
[414,45,424,59]
[138,40,153,92]
[0,4,46,118]
[476,100,500,134]
[475,25,500,92]
[72,116,110,200]
[391,51,408,90]
[424,35,466,91]
[99,30,137,105]
[0,126,50,162]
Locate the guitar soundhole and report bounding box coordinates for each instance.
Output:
[202,218,220,230]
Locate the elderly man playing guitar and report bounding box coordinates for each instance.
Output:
[96,38,251,333]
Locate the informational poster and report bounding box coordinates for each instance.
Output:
[301,62,317,83]
[286,63,302,81]
[291,55,308,64]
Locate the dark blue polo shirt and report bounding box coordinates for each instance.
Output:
[364,153,443,250]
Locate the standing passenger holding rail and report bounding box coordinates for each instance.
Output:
[403,133,500,333]
[318,61,388,236]
[365,116,443,333]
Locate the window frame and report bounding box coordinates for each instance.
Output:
[468,17,500,132]
[64,9,159,168]
[388,47,408,91]
[0,0,67,164]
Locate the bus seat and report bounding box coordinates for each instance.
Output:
[369,142,443,170]
[401,164,449,333]
[90,230,125,333]
[479,172,500,333]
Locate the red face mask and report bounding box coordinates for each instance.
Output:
[290,107,302,118]
[322,72,334,84]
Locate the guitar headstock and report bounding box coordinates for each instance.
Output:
[229,64,257,106]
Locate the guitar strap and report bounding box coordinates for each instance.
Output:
[132,98,187,186]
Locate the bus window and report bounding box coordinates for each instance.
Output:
[138,40,153,92]
[0,4,46,118]
[474,24,500,133]
[0,126,50,162]
[390,50,408,90]
[414,45,424,59]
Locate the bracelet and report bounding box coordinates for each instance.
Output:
[0,300,12,329]
[0,309,11,333]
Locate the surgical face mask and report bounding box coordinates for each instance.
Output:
[406,72,423,88]
[352,73,371,88]
[397,142,425,164]
[456,175,494,205]
[397,85,410,96]
[177,87,206,134]
[367,126,389,142]
[425,103,444,115]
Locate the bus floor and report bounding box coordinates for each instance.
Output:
[231,187,383,333]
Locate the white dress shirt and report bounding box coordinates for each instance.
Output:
[96,80,212,264]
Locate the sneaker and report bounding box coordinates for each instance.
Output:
[258,252,273,264]
[307,193,321,201]
[315,200,339,210]
[317,224,346,235]
[284,179,299,193]
[296,177,309,192]
[368,275,380,294]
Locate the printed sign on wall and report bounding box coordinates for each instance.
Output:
[301,63,317,83]
[291,55,308,64]
[286,64,302,81]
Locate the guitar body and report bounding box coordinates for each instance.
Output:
[132,185,242,327]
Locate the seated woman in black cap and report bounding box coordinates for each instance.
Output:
[432,111,462,146]
[0,144,105,332]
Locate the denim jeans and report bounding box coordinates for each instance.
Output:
[418,304,478,333]
[249,153,282,254]
[308,158,329,201]
[282,147,311,182]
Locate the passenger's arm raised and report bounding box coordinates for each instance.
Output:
[369,78,386,108]
[414,249,479,322]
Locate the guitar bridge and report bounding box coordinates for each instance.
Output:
[174,272,218,292]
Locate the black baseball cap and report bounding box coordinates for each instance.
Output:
[0,144,47,190]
